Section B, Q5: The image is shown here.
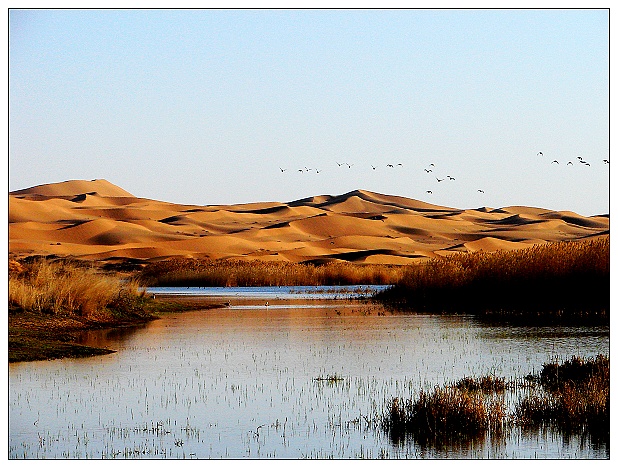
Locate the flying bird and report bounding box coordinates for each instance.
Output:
[577,156,583,160]
[387,164,394,168]
[426,190,432,194]
[537,152,543,157]
[424,169,432,173]
[279,167,287,172]
[397,163,403,167]
[429,163,435,167]
[567,161,573,165]
[436,177,444,182]
[371,165,376,170]
[337,162,344,167]
[603,159,609,164]
[447,175,455,180]
[478,189,485,193]
[552,160,559,164]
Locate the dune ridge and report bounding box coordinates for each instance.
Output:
[9,179,609,265]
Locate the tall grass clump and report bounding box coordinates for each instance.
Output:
[383,387,506,447]
[515,355,609,438]
[139,258,404,287]
[9,259,148,320]
[376,238,609,320]
[382,355,608,451]
[453,375,508,393]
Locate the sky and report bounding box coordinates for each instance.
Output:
[8,7,610,216]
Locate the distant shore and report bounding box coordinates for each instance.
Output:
[9,236,609,362]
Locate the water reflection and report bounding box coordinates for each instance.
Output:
[148,285,390,300]
[76,323,148,349]
[9,293,609,459]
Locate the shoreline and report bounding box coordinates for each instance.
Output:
[8,298,225,363]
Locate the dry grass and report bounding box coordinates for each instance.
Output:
[453,375,508,393]
[382,354,609,449]
[9,259,147,320]
[383,387,506,446]
[139,258,405,287]
[376,238,609,319]
[515,355,609,435]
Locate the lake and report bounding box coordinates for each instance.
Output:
[8,286,609,459]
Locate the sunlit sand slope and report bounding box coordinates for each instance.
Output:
[9,180,609,264]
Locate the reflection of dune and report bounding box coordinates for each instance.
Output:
[9,179,610,265]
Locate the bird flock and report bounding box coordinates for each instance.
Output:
[538,151,608,167]
[279,160,484,197]
[278,151,608,200]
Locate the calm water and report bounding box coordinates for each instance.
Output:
[148,285,391,299]
[9,286,609,459]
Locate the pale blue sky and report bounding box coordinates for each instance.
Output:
[9,8,609,215]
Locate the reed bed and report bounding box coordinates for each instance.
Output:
[9,259,148,320]
[376,238,609,319]
[383,387,506,447]
[138,258,405,287]
[383,354,609,448]
[453,375,508,393]
[515,355,609,435]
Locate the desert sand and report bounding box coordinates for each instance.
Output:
[9,179,609,265]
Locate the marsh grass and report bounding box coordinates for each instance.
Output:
[314,374,346,384]
[383,355,609,449]
[383,387,506,447]
[453,375,508,393]
[9,259,148,320]
[139,258,405,287]
[515,355,609,437]
[376,238,609,320]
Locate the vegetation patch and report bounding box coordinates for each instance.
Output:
[138,258,405,287]
[515,355,609,437]
[375,238,609,322]
[9,258,150,319]
[453,375,508,393]
[381,355,609,450]
[383,387,506,447]
[9,259,173,362]
[314,374,346,384]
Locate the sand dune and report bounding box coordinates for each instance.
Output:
[11,178,135,198]
[9,179,609,265]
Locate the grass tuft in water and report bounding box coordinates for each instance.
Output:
[452,375,508,393]
[383,387,506,447]
[515,354,609,437]
[382,355,609,450]
[314,374,346,384]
